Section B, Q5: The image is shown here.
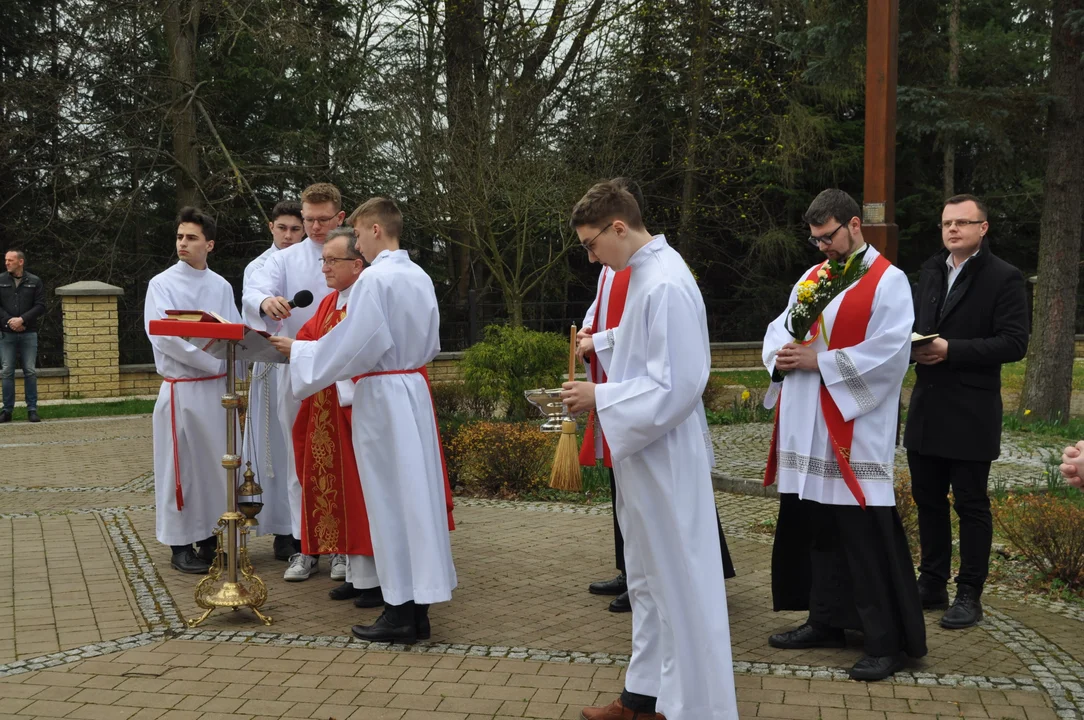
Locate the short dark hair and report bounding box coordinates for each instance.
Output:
[569,179,645,231]
[803,189,861,228]
[944,193,988,220]
[348,197,403,239]
[271,200,303,223]
[325,227,363,260]
[176,206,217,241]
[612,177,645,216]
[5,249,25,261]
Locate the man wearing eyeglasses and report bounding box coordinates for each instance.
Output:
[762,189,925,682]
[242,183,342,584]
[904,194,1029,630]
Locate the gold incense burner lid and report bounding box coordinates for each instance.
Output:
[237,462,263,497]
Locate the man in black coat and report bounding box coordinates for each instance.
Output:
[904,194,1029,630]
[0,249,47,423]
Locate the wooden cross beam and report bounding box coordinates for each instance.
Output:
[862,0,900,264]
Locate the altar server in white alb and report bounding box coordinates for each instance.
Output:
[762,189,926,682]
[144,207,242,575]
[270,197,456,645]
[560,180,737,720]
[241,200,305,561]
[242,183,339,583]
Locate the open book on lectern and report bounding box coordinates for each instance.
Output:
[155,310,288,364]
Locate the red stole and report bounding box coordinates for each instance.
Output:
[763,255,892,508]
[579,266,631,468]
[292,291,373,556]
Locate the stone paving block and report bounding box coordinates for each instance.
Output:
[5,416,1084,719]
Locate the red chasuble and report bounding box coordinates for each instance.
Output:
[292,290,373,556]
[579,266,631,468]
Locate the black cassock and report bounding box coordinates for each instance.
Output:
[771,493,927,658]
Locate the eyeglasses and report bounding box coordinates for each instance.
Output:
[303,215,339,226]
[320,256,355,266]
[807,224,844,248]
[940,219,984,229]
[581,222,613,253]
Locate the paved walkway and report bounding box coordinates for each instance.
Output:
[0,416,1081,719]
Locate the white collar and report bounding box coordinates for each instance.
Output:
[627,234,668,269]
[946,247,981,270]
[175,260,208,276]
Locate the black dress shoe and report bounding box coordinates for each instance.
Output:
[330,582,364,600]
[0,410,11,423]
[608,591,631,613]
[768,623,846,649]
[918,580,949,611]
[352,612,417,644]
[27,410,40,423]
[195,544,218,565]
[354,586,384,608]
[589,573,627,596]
[171,548,211,574]
[273,535,294,561]
[848,652,906,681]
[941,584,983,629]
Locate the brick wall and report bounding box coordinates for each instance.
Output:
[9,370,68,402]
[710,342,763,369]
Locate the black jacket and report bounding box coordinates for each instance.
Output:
[903,242,1029,461]
[0,270,47,333]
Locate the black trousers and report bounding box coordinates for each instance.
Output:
[907,451,993,592]
[808,502,902,656]
[608,467,736,578]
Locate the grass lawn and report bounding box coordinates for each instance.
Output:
[10,398,156,422]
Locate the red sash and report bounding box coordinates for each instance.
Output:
[763,255,891,508]
[353,366,456,530]
[164,373,226,511]
[579,266,631,468]
[293,292,373,555]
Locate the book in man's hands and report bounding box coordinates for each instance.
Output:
[164,309,231,323]
[911,332,939,347]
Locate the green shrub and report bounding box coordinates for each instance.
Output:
[462,324,568,419]
[438,417,470,489]
[451,421,556,498]
[431,381,497,420]
[994,492,1084,590]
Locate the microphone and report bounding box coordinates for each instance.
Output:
[261,290,314,316]
[291,290,314,309]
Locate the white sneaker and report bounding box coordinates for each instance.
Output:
[284,553,318,582]
[330,554,347,581]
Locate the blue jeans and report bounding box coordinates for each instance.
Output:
[1,331,38,412]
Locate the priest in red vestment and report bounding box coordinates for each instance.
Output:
[292,227,381,606]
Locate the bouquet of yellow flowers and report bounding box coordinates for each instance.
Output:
[784,254,869,343]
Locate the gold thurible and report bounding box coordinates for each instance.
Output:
[188,344,272,628]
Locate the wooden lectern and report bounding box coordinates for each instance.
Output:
[149,315,286,627]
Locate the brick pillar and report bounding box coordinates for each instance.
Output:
[55,281,124,399]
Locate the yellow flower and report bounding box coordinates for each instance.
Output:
[1024,409,1032,416]
[741,390,751,402]
[796,280,818,303]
